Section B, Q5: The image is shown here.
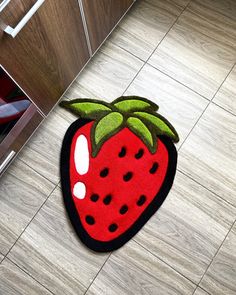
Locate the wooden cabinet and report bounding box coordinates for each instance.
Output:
[0,0,90,114]
[0,0,134,175]
[81,0,134,52]
[0,104,43,158]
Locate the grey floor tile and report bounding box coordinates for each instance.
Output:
[0,160,54,255]
[7,187,108,295]
[193,287,209,295]
[0,258,52,295]
[64,41,143,101]
[179,103,236,207]
[125,63,208,147]
[148,0,236,99]
[87,240,195,295]
[0,253,4,263]
[18,109,74,185]
[213,65,236,115]
[200,223,236,295]
[134,171,236,283]
[109,0,186,61]
[199,0,236,21]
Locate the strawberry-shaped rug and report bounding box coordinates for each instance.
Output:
[60,96,179,252]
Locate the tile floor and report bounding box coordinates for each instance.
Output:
[0,0,236,294]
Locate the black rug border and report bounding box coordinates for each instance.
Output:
[60,118,177,252]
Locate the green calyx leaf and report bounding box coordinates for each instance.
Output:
[113,96,159,113]
[134,111,179,143]
[92,112,124,157]
[59,99,112,119]
[60,96,179,157]
[127,117,156,153]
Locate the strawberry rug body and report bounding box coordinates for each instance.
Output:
[60,96,179,252]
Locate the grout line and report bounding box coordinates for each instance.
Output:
[145,0,191,65]
[177,62,236,151]
[3,184,58,259]
[109,40,145,62]
[177,169,236,209]
[84,253,112,294]
[177,101,210,150]
[133,240,197,286]
[211,62,236,100]
[147,63,210,102]
[195,219,236,292]
[212,101,236,118]
[121,0,192,96]
[192,286,211,295]
[18,158,58,187]
[4,257,55,295]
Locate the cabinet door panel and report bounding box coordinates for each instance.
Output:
[0,0,90,114]
[82,0,133,52]
[0,105,43,175]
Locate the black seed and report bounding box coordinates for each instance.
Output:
[109,223,118,232]
[120,205,128,215]
[90,194,99,202]
[119,147,126,158]
[135,148,144,159]
[149,162,159,174]
[123,172,133,182]
[100,168,109,177]
[85,215,95,225]
[137,195,146,206]
[103,194,112,205]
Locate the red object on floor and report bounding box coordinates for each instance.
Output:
[0,99,31,124]
[60,97,179,252]
[0,71,30,125]
[0,74,16,98]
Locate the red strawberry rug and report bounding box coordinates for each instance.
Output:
[60,96,179,252]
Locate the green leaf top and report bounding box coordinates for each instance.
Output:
[60,96,179,157]
[127,117,156,153]
[113,96,159,113]
[92,112,123,157]
[134,111,179,142]
[59,99,111,119]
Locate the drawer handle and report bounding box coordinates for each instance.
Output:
[0,150,16,175]
[3,0,45,38]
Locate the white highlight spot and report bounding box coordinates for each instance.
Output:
[74,135,89,175]
[73,182,86,199]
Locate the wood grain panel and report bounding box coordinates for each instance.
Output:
[0,159,54,254]
[109,0,185,60]
[82,0,133,52]
[179,103,236,207]
[134,171,236,283]
[87,240,195,295]
[148,0,236,99]
[200,223,236,295]
[213,65,236,115]
[7,187,108,295]
[0,258,52,295]
[0,104,43,161]
[0,0,90,114]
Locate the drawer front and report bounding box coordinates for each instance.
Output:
[0,104,43,175]
[0,0,90,114]
[81,0,134,53]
